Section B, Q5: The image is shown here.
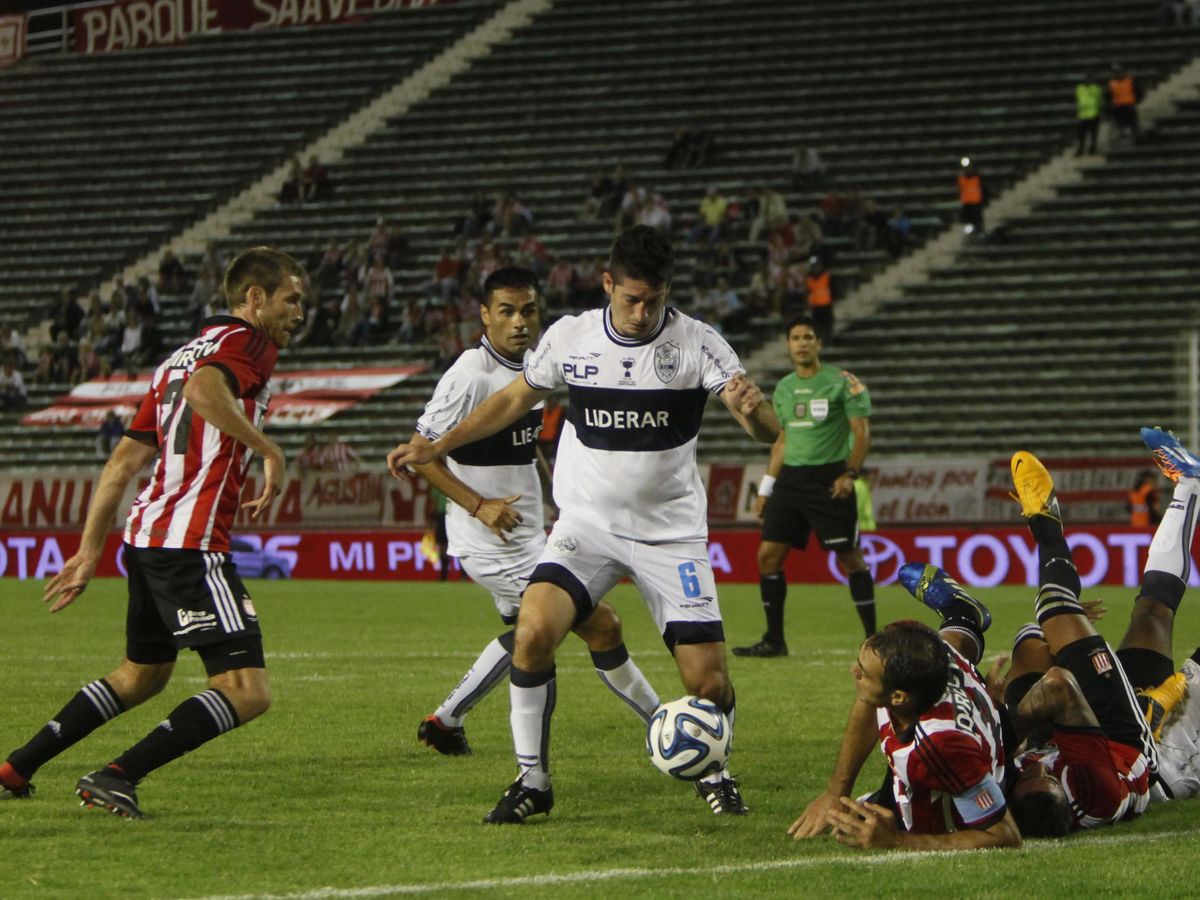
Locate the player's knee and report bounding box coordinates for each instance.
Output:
[682,669,732,709]
[514,616,561,662]
[226,681,272,723]
[757,543,786,573]
[576,603,623,651]
[838,549,867,573]
[107,660,173,707]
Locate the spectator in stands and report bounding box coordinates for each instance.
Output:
[886,207,914,258]
[108,277,134,315]
[665,124,712,169]
[957,157,986,236]
[336,282,364,345]
[48,288,84,343]
[773,261,806,316]
[435,322,464,370]
[350,299,385,347]
[386,223,409,271]
[79,292,104,339]
[1128,470,1162,528]
[360,253,395,312]
[95,410,124,458]
[749,185,789,244]
[791,144,828,189]
[638,192,672,233]
[429,244,464,300]
[538,391,566,464]
[793,214,824,259]
[1107,63,1142,143]
[579,168,615,219]
[297,294,340,348]
[689,186,728,244]
[296,433,323,474]
[113,309,143,371]
[313,240,346,288]
[368,217,391,259]
[856,199,889,252]
[187,263,218,333]
[544,259,574,310]
[615,179,646,233]
[1160,0,1195,26]
[572,256,605,306]
[157,250,186,294]
[322,430,359,471]
[0,324,27,367]
[714,277,747,332]
[0,353,26,411]
[601,165,629,218]
[747,262,771,317]
[1075,72,1104,156]
[301,155,330,202]
[136,312,163,369]
[70,339,100,386]
[279,156,304,205]
[491,191,533,237]
[134,277,160,318]
[517,233,551,277]
[31,346,55,385]
[806,256,834,344]
[47,331,75,383]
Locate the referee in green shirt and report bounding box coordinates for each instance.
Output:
[734,315,875,657]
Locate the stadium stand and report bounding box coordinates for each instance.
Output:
[1,0,1197,469]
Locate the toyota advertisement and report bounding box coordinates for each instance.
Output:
[2,527,1194,588]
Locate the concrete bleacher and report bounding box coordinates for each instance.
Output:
[1,0,1197,470]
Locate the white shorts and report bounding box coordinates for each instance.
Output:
[530,514,724,648]
[457,532,546,622]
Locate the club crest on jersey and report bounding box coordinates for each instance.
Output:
[1091,649,1114,675]
[810,399,829,421]
[654,341,680,383]
[793,402,806,418]
[552,535,579,555]
[619,357,637,385]
[974,789,996,811]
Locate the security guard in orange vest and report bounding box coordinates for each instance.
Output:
[957,157,986,235]
[805,256,833,344]
[1128,470,1161,528]
[1108,63,1141,142]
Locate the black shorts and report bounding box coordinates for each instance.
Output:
[125,544,264,673]
[761,462,859,552]
[1057,635,1154,757]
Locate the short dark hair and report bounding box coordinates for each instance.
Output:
[1010,789,1073,838]
[785,313,819,338]
[608,224,674,288]
[483,266,539,306]
[866,620,951,712]
[222,247,305,310]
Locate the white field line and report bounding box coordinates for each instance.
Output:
[183,831,1182,900]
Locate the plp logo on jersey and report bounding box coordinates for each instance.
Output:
[654,341,680,383]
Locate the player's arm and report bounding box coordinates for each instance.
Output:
[755,431,786,520]
[406,433,523,542]
[1012,666,1099,743]
[183,365,285,519]
[828,797,1021,850]
[788,696,878,839]
[42,436,157,612]
[388,376,547,472]
[535,444,559,520]
[832,416,870,499]
[721,373,780,444]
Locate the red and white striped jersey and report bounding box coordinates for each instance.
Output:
[1015,729,1151,829]
[123,316,277,552]
[878,645,1009,834]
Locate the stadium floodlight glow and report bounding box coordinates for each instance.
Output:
[960,156,972,167]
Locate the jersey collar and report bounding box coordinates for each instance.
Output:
[480,335,523,371]
[603,305,671,347]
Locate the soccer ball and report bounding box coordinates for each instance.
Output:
[645,695,731,781]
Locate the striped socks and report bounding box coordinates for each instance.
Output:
[112,689,239,783]
[6,679,126,781]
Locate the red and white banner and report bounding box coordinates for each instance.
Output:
[72,0,456,54]
[0,14,26,67]
[3,526,1192,587]
[20,364,425,430]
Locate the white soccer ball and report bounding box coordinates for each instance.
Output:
[645,695,731,781]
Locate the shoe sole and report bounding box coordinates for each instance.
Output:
[76,784,143,820]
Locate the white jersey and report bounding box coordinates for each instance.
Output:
[523,306,742,542]
[416,336,544,558]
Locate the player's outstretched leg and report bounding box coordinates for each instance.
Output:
[898,562,991,663]
[0,660,170,802]
[578,602,660,722]
[1120,428,1200,738]
[419,630,516,756]
[675,643,748,815]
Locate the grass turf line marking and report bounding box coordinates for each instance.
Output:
[184,831,1180,900]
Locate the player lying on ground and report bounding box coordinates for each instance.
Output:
[389,226,779,823]
[0,248,305,818]
[388,266,658,758]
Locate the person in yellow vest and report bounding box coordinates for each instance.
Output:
[1128,470,1162,528]
[1075,72,1104,156]
[1107,63,1141,143]
[957,157,986,236]
[805,255,834,344]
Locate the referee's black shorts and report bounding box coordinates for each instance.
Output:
[761,462,860,552]
[124,544,264,675]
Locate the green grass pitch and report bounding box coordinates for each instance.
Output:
[3,575,1200,898]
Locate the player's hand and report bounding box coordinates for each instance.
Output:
[474,495,523,542]
[984,652,1011,707]
[43,552,100,613]
[387,441,439,478]
[243,447,285,520]
[754,494,768,521]
[787,790,841,839]
[830,472,855,499]
[827,796,899,849]
[724,374,765,416]
[1081,597,1107,622]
